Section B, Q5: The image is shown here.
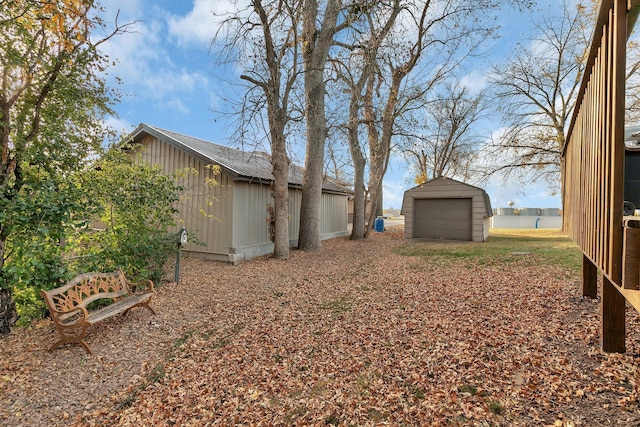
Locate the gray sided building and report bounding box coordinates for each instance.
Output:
[401,177,493,242]
[128,124,351,263]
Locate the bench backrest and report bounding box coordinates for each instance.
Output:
[41,270,130,314]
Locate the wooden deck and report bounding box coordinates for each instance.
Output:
[563,0,640,353]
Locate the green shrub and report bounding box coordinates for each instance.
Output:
[6,240,69,324]
[2,147,183,324]
[0,168,79,324]
[66,147,182,284]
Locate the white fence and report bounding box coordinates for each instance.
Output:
[490,215,562,229]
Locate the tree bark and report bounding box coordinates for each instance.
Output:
[271,135,290,259]
[0,288,18,335]
[0,229,18,334]
[341,0,401,240]
[244,0,296,260]
[298,70,326,251]
[349,110,366,240]
[298,0,342,251]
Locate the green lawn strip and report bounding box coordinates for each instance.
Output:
[393,228,582,271]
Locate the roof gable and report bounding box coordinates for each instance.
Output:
[129,123,350,194]
[406,176,478,191]
[405,176,493,217]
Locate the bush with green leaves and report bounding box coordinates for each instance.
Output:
[2,147,183,325]
[67,147,183,284]
[0,166,83,324]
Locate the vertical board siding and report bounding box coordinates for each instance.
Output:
[138,135,233,255]
[288,189,302,240]
[321,193,348,235]
[135,133,350,258]
[562,0,640,352]
[563,0,630,285]
[232,181,271,247]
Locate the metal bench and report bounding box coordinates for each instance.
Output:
[40,270,156,354]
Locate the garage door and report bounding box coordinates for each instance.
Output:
[414,198,472,240]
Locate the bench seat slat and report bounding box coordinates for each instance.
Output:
[86,293,153,324]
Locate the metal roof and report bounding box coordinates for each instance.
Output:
[404,176,493,217]
[129,123,351,194]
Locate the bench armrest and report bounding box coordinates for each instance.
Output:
[51,306,90,328]
[126,278,155,295]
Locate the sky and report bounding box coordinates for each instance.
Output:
[98,0,565,211]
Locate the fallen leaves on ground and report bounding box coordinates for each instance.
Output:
[1,230,640,426]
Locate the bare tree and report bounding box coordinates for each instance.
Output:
[242,0,301,260]
[331,0,402,240]
[216,0,303,260]
[297,0,348,252]
[483,1,590,188]
[218,0,357,254]
[326,0,518,239]
[361,0,499,237]
[402,83,486,184]
[220,0,534,249]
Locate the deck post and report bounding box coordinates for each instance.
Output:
[582,254,598,298]
[601,276,626,353]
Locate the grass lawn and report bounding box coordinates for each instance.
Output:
[394,228,582,272]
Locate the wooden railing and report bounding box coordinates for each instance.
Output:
[563,0,640,353]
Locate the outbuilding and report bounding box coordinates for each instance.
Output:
[127,123,351,263]
[401,177,492,242]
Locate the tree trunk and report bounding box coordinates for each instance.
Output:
[0,160,19,334]
[298,84,325,251]
[341,1,401,240]
[366,136,391,238]
[363,75,396,237]
[298,0,341,252]
[0,288,18,335]
[363,75,388,238]
[348,85,366,240]
[350,154,366,240]
[246,0,294,260]
[365,175,383,238]
[272,138,290,259]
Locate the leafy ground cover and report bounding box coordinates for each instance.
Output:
[1,229,640,426]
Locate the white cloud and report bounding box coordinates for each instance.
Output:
[167,0,251,48]
[101,19,164,79]
[99,13,210,113]
[104,116,135,137]
[460,71,488,94]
